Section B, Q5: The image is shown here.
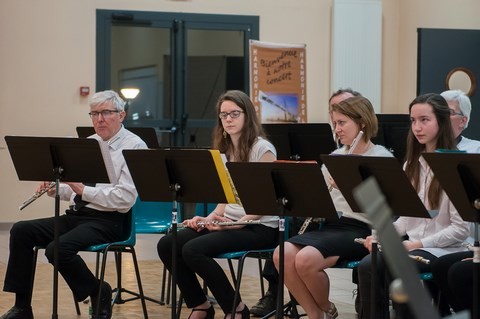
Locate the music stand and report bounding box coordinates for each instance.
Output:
[226,161,339,319]
[5,136,112,319]
[320,155,434,319]
[263,123,336,161]
[76,126,160,148]
[122,149,237,319]
[423,152,480,319]
[352,177,442,319]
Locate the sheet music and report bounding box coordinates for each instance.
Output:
[220,153,242,206]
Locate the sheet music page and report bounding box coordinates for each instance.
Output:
[220,153,242,206]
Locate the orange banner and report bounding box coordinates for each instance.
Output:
[250,40,307,123]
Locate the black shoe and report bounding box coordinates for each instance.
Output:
[224,306,250,319]
[91,281,112,319]
[0,306,33,319]
[188,305,215,319]
[250,291,276,317]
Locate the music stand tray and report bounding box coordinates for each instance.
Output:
[6,136,113,184]
[320,155,432,218]
[226,161,339,319]
[5,135,113,319]
[263,123,336,161]
[123,149,236,204]
[422,152,480,223]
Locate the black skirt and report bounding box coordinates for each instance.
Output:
[288,216,371,263]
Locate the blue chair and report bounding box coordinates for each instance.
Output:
[85,209,149,318]
[134,199,173,234]
[133,199,179,305]
[31,209,148,318]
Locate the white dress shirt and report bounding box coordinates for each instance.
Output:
[57,126,147,213]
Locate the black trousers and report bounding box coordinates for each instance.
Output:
[157,225,278,314]
[357,250,438,319]
[3,209,127,302]
[431,251,473,314]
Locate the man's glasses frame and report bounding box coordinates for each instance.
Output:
[89,109,120,119]
[449,109,464,117]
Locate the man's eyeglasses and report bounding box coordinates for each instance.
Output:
[89,109,120,119]
[218,110,243,119]
[449,109,464,117]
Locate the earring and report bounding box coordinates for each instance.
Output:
[223,130,227,139]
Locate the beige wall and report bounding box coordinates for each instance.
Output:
[1,0,479,222]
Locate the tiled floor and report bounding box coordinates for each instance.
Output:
[0,231,357,318]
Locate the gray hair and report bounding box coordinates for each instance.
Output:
[441,89,471,128]
[89,90,126,112]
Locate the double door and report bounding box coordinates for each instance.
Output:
[96,10,259,147]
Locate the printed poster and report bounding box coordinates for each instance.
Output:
[250,40,307,123]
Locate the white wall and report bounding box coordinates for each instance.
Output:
[1,0,480,222]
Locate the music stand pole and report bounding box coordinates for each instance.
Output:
[52,174,61,319]
[472,206,479,319]
[169,183,180,319]
[275,199,286,319]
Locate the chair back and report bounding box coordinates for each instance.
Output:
[133,198,175,234]
[85,208,135,251]
[194,202,218,217]
[122,209,136,245]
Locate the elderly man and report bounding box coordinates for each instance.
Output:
[441,89,480,152]
[1,90,147,319]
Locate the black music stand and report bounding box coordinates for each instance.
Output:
[320,155,434,319]
[122,149,237,319]
[76,126,160,148]
[226,161,340,319]
[263,123,336,161]
[423,152,480,319]
[5,136,112,319]
[352,177,443,319]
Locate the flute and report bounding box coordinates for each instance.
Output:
[19,182,56,210]
[354,238,430,265]
[327,130,364,192]
[177,219,262,229]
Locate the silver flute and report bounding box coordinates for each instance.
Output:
[354,238,430,265]
[19,182,56,211]
[177,219,261,228]
[327,130,364,192]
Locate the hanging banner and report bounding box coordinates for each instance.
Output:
[250,40,307,123]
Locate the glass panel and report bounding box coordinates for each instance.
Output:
[185,30,245,147]
[111,26,173,146]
